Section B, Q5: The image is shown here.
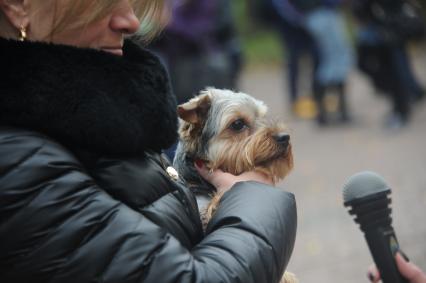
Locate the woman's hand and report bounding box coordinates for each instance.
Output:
[367,252,426,283]
[194,161,274,194]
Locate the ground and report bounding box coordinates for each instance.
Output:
[239,46,426,283]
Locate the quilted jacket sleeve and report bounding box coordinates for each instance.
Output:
[0,129,297,283]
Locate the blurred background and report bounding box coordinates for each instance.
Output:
[148,0,426,282]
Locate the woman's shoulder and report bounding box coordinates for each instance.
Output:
[0,126,204,248]
[0,126,53,141]
[0,126,78,163]
[0,126,90,199]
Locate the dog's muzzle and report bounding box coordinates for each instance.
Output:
[273,133,290,149]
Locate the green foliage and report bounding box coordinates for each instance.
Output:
[231,0,283,66]
[242,32,284,67]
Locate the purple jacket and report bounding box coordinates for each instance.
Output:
[168,0,218,43]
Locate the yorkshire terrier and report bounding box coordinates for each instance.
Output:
[173,88,297,283]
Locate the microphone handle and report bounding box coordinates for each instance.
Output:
[364,227,408,283]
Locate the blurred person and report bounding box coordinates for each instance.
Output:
[291,0,354,125]
[352,0,426,128]
[256,0,319,118]
[273,0,321,119]
[148,0,243,159]
[149,0,243,105]
[0,0,297,283]
[367,252,426,283]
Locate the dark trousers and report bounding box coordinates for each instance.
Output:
[277,23,319,104]
[357,44,413,119]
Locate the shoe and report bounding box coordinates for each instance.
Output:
[324,94,339,113]
[414,89,425,102]
[316,111,328,126]
[338,107,352,123]
[339,114,352,124]
[292,97,317,119]
[384,113,408,129]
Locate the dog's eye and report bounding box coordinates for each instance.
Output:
[230,119,247,132]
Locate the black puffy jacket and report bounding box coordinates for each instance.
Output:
[0,38,297,283]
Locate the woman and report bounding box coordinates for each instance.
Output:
[0,0,297,282]
[352,0,425,128]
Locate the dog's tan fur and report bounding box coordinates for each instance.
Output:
[174,88,297,283]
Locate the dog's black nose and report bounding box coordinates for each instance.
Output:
[274,133,290,146]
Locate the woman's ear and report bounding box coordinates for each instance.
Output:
[0,0,30,30]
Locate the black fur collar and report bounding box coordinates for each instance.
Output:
[0,38,178,156]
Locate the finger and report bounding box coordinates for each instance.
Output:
[194,160,211,180]
[367,264,381,283]
[398,249,410,262]
[193,162,225,187]
[395,253,425,283]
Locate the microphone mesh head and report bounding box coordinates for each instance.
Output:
[343,171,389,203]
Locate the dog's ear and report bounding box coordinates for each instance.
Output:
[177,93,211,124]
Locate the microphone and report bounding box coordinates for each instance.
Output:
[343,171,408,283]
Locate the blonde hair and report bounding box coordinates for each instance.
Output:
[37,0,167,42]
